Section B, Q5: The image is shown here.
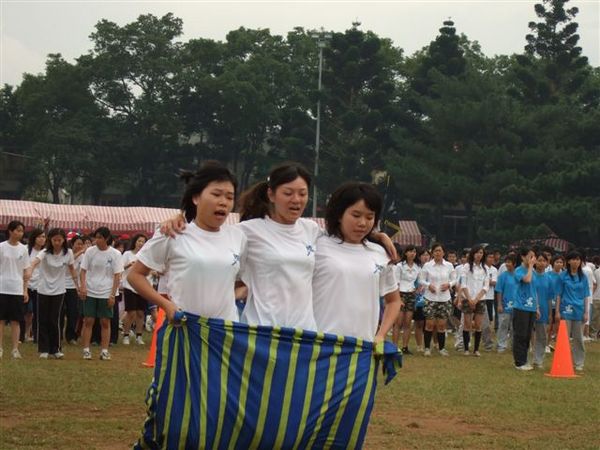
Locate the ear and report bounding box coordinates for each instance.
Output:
[267,187,275,204]
[192,193,201,206]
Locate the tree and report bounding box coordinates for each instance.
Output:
[79,13,185,205]
[15,55,112,203]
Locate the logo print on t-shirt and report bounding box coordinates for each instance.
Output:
[305,244,315,256]
[565,305,574,314]
[231,252,240,266]
[525,297,534,308]
[373,263,384,274]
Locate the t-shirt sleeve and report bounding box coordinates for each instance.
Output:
[380,262,398,297]
[495,273,504,293]
[67,249,75,265]
[80,251,90,271]
[237,232,248,281]
[583,278,590,298]
[35,249,46,263]
[112,249,124,274]
[515,266,526,283]
[136,230,171,273]
[21,247,31,271]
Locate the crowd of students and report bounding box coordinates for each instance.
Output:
[1,160,599,375]
[392,243,600,371]
[0,221,160,361]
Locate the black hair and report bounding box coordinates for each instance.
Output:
[468,245,486,273]
[82,235,92,244]
[128,233,147,251]
[592,255,600,267]
[519,246,533,263]
[325,182,382,243]
[401,245,417,263]
[238,163,311,222]
[431,242,445,253]
[94,227,111,240]
[180,161,237,223]
[504,254,518,266]
[551,254,565,266]
[28,228,45,255]
[7,220,24,233]
[69,235,83,248]
[45,228,68,255]
[446,249,457,256]
[416,247,431,267]
[536,253,549,261]
[393,243,404,259]
[565,251,584,281]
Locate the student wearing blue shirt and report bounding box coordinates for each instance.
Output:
[495,254,518,353]
[555,251,590,372]
[546,255,564,351]
[532,254,553,368]
[512,247,540,371]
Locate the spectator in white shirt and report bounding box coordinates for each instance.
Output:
[460,246,490,356]
[418,243,457,356]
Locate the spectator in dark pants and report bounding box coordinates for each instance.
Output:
[512,247,540,371]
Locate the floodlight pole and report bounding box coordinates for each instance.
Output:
[311,29,331,218]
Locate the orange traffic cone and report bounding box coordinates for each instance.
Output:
[142,307,166,368]
[545,319,579,378]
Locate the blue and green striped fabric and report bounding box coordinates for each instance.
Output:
[134,314,401,450]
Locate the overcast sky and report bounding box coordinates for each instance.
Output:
[1,0,599,86]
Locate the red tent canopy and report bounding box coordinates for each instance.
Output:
[391,220,422,246]
[0,199,326,235]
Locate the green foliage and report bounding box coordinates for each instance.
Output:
[2,1,599,247]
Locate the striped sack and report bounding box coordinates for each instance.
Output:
[135,314,401,450]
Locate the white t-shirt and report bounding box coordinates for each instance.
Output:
[28,247,42,290]
[239,217,320,330]
[65,252,83,289]
[498,263,507,276]
[121,250,139,292]
[484,264,498,300]
[137,223,246,321]
[396,261,420,293]
[312,235,397,340]
[593,268,600,300]
[35,248,74,296]
[461,263,490,300]
[0,241,29,295]
[583,265,594,301]
[80,245,124,298]
[157,270,169,295]
[419,259,457,302]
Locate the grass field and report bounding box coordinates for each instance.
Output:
[1,331,598,450]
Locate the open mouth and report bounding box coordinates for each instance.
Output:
[214,210,228,218]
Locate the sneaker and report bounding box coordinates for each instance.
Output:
[145,317,154,333]
[53,352,64,359]
[545,346,551,354]
[11,349,22,359]
[424,348,431,357]
[129,330,135,338]
[439,348,449,357]
[122,335,130,345]
[68,339,78,345]
[136,336,145,345]
[82,350,92,360]
[575,365,584,372]
[464,350,470,356]
[515,364,533,371]
[548,344,554,351]
[26,336,34,342]
[401,347,413,355]
[99,350,111,361]
[416,346,424,353]
[583,336,592,343]
[39,352,49,359]
[0,348,3,359]
[473,351,481,357]
[497,348,506,353]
